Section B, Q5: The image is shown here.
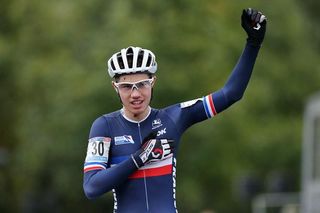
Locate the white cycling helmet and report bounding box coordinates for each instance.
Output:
[107,46,157,78]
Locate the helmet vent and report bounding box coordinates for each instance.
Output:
[116,53,124,69]
[146,53,152,67]
[127,47,133,68]
[137,50,144,67]
[110,60,115,70]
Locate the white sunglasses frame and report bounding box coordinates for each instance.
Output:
[113,77,154,93]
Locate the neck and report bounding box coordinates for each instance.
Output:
[122,106,151,122]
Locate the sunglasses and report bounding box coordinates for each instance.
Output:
[114,78,154,93]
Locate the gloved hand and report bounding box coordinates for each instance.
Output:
[131,132,174,168]
[241,8,267,47]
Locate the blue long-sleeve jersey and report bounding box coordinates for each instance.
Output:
[83,43,260,212]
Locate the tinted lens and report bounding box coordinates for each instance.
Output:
[118,83,133,91]
[136,80,152,89]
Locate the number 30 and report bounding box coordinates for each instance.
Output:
[91,141,104,156]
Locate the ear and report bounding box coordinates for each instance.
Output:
[112,81,119,93]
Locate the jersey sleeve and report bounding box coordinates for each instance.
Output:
[212,42,260,113]
[163,96,215,134]
[164,42,260,134]
[83,116,111,173]
[83,116,139,199]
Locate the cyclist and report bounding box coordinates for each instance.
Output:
[83,8,267,213]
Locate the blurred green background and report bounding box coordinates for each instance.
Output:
[1,0,319,212]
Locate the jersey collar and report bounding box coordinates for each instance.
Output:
[120,106,151,123]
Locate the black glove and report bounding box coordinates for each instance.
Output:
[241,8,267,47]
[131,132,174,168]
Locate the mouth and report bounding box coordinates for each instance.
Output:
[130,100,144,108]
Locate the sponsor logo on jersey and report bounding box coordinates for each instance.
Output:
[114,135,134,145]
[152,118,162,129]
[129,156,173,179]
[112,189,118,211]
[157,128,167,137]
[172,157,177,210]
[180,98,202,108]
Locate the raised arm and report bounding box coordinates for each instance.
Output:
[213,8,267,113]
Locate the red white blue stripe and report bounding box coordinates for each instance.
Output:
[203,94,217,118]
[84,162,107,172]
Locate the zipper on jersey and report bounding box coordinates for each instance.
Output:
[137,122,150,211]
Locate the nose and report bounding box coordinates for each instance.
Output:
[130,87,141,97]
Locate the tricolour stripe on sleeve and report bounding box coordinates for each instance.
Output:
[83,162,107,173]
[203,94,217,118]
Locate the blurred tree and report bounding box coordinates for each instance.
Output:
[298,0,320,48]
[0,0,319,212]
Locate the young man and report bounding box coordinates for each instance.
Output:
[83,8,267,213]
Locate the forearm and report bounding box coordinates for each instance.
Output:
[83,157,138,199]
[213,42,260,113]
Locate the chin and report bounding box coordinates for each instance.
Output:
[132,108,146,115]
[130,106,147,115]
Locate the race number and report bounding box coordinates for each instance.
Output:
[85,137,111,163]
